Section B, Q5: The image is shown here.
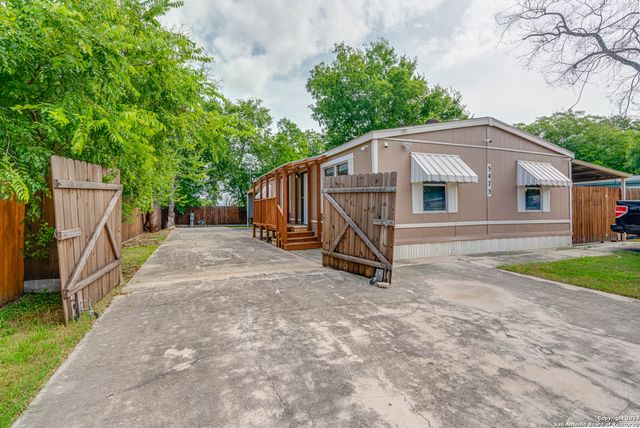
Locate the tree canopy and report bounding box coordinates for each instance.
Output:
[306,40,469,149]
[518,111,640,174]
[0,0,228,212]
[220,99,324,205]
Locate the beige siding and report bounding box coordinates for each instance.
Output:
[349,124,572,248]
[323,142,372,174]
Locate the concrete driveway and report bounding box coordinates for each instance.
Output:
[16,228,640,427]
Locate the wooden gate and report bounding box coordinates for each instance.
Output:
[51,156,123,323]
[322,172,396,287]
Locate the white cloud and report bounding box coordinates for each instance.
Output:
[162,0,445,99]
[162,0,620,129]
[438,0,511,69]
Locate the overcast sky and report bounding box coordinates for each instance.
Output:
[161,0,614,131]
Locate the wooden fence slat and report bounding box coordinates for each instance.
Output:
[0,199,25,306]
[2,199,8,305]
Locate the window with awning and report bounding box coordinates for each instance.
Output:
[516,161,571,213]
[410,153,477,214]
[410,153,479,183]
[516,161,571,187]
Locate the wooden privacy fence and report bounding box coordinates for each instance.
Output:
[0,198,25,306]
[322,172,397,287]
[175,206,246,225]
[24,188,58,281]
[572,186,640,244]
[122,208,145,241]
[627,188,640,201]
[51,156,122,323]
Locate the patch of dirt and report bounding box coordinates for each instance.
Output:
[123,229,171,248]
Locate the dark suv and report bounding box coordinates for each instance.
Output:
[611,200,640,235]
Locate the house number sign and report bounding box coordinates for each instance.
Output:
[487,163,493,197]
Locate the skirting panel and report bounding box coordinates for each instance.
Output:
[394,235,572,260]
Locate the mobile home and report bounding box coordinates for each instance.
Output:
[250,117,574,258]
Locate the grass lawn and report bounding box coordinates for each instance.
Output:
[0,229,170,428]
[499,250,640,299]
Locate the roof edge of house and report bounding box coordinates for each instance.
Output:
[322,117,575,159]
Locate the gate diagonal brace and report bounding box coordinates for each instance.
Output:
[323,192,392,269]
[63,188,123,297]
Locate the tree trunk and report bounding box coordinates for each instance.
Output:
[144,202,161,232]
[166,179,176,229]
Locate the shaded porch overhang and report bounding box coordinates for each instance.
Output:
[253,155,325,182]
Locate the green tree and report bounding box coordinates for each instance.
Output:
[0,0,227,215]
[306,39,468,149]
[256,118,325,172]
[518,112,640,174]
[219,100,325,205]
[219,98,273,205]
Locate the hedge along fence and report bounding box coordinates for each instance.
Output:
[175,206,246,225]
[1,197,25,306]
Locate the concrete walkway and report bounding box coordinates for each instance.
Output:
[15,228,640,427]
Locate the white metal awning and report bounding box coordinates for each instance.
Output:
[517,161,572,187]
[410,153,478,183]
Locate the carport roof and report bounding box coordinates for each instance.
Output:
[571,159,632,183]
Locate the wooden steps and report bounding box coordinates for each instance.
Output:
[254,223,321,251]
[287,236,317,243]
[282,226,321,250]
[287,231,315,238]
[284,240,322,250]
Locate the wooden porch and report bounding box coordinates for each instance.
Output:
[250,156,324,250]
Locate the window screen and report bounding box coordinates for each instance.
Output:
[336,162,349,176]
[423,184,446,212]
[525,187,541,211]
[324,167,335,177]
